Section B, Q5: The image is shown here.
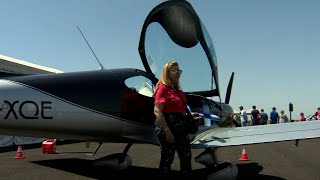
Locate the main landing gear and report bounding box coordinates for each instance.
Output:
[92,142,133,171]
[195,147,238,180]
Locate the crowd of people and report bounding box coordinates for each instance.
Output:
[238,105,320,126]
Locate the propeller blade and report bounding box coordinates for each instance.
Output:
[225,72,234,104]
[232,119,241,127]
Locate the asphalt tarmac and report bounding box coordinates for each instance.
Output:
[0,138,319,180]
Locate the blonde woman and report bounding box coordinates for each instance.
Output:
[154,61,192,177]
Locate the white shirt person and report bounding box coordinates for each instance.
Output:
[239,106,248,126]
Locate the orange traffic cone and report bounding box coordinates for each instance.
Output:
[14,146,25,159]
[239,147,249,161]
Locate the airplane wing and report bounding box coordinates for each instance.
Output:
[191,121,320,148]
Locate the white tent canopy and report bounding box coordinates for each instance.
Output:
[0,54,63,74]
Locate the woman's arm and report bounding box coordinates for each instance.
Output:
[154,103,175,143]
[154,103,168,129]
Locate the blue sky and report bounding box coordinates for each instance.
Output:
[1,0,319,119]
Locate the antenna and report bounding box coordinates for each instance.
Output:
[77,26,104,70]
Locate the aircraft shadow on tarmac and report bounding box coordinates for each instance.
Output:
[32,158,285,180]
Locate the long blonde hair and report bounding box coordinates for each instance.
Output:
[156,61,181,90]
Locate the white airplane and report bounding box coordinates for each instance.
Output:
[0,1,320,178]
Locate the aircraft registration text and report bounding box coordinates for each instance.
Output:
[0,100,53,120]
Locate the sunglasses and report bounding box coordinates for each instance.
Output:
[170,69,183,74]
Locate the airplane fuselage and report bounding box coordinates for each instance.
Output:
[0,68,159,144]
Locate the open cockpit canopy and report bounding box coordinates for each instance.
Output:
[139,1,220,103]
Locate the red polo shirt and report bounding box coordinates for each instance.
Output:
[154,83,186,113]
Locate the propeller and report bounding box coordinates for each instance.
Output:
[224,72,240,127]
[225,72,234,105]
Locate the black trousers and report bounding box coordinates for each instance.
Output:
[155,113,192,176]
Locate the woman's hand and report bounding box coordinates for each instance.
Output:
[164,128,175,143]
[191,112,202,120]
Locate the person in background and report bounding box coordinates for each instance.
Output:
[251,105,260,125]
[259,109,268,125]
[270,107,279,124]
[315,107,320,120]
[279,110,289,123]
[300,112,306,122]
[239,106,248,126]
[153,61,193,177]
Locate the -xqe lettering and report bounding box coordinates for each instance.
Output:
[3,100,53,120]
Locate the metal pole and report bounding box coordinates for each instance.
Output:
[289,102,293,122]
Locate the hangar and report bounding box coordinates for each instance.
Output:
[0,54,63,147]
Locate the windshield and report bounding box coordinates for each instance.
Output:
[201,20,218,78]
[144,22,214,93]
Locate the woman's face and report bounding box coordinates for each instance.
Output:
[169,65,182,84]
